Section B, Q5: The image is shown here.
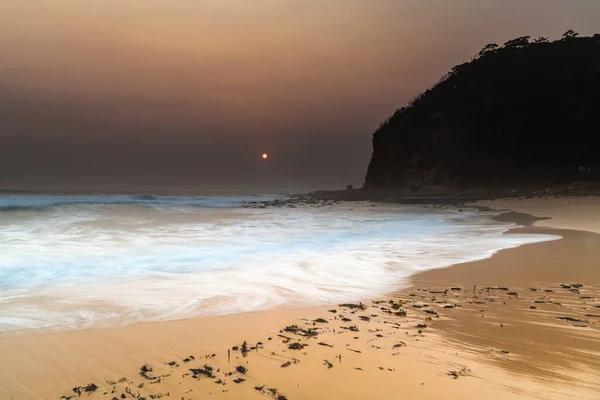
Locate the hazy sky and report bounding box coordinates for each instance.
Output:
[1,0,599,192]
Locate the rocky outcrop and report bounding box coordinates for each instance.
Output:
[364,32,600,191]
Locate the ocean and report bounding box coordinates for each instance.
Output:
[0,194,559,332]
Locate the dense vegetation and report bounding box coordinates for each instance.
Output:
[364,31,600,190]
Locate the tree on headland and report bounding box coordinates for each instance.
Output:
[478,43,499,57]
[503,36,530,49]
[562,29,579,40]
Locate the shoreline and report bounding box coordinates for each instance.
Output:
[1,198,599,399]
[0,203,543,335]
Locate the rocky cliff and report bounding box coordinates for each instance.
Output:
[364,31,600,191]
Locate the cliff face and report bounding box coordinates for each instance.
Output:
[364,32,600,191]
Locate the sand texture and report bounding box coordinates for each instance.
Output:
[1,199,600,399]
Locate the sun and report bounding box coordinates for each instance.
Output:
[262,153,268,159]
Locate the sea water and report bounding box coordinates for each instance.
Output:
[0,194,559,332]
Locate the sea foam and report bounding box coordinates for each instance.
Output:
[0,195,559,332]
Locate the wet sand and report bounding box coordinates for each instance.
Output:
[476,196,600,234]
[1,199,599,399]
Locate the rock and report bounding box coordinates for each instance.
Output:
[339,302,366,310]
[283,325,301,333]
[189,365,215,379]
[288,342,308,350]
[140,365,158,381]
[364,34,600,191]
[235,366,247,374]
[341,325,360,332]
[318,342,333,348]
[556,316,588,323]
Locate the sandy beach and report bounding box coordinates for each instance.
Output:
[1,197,599,400]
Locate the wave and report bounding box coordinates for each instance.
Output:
[0,194,283,211]
[0,204,561,332]
[130,194,159,201]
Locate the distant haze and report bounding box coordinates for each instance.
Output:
[1,0,599,192]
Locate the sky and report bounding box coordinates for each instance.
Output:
[1,0,599,192]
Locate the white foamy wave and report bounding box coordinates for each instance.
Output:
[0,199,559,332]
